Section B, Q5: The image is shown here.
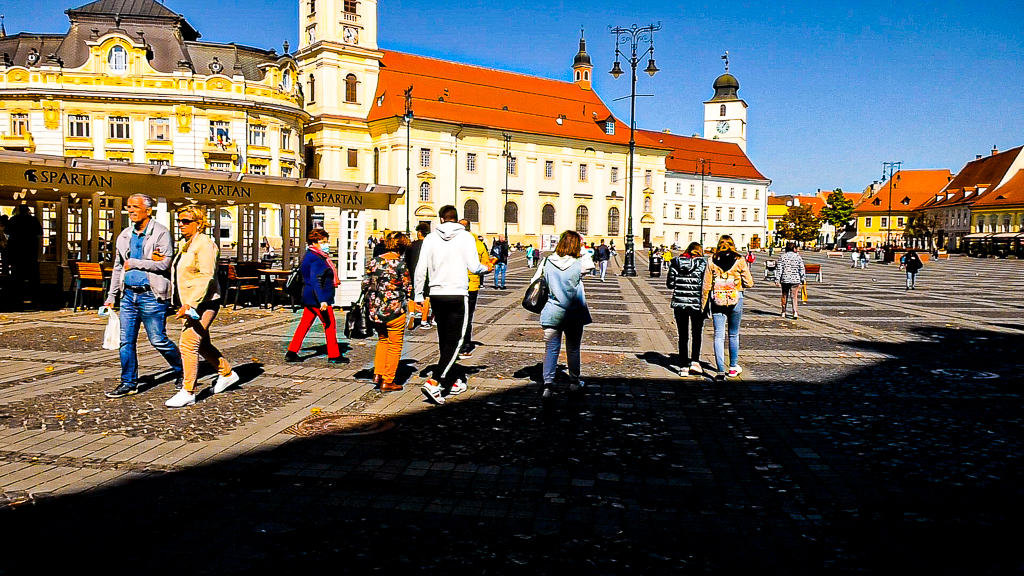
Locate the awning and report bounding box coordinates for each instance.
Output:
[0,150,404,209]
[991,232,1024,239]
[963,233,994,239]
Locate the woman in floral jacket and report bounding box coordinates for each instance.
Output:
[362,232,413,391]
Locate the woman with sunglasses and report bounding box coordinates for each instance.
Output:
[165,206,239,408]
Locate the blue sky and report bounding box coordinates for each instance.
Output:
[4,0,1022,196]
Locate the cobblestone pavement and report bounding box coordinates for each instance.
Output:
[0,252,1020,574]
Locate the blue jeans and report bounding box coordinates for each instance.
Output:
[906,272,917,288]
[711,293,743,373]
[493,263,507,288]
[542,324,583,385]
[119,290,182,387]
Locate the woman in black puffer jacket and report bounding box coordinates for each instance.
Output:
[666,242,712,376]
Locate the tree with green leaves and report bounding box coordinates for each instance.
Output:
[820,189,855,246]
[777,204,821,245]
[904,214,937,250]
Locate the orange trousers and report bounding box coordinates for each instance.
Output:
[373,314,406,385]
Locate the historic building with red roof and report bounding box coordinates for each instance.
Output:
[850,169,953,248]
[295,0,769,248]
[637,128,770,250]
[919,146,1024,251]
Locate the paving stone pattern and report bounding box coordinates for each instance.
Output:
[0,251,1020,574]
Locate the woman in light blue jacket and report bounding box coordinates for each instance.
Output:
[529,230,594,399]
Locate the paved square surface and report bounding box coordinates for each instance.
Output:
[0,252,1020,574]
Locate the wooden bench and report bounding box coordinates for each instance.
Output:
[805,263,822,282]
[825,251,844,258]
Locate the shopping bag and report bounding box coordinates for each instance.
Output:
[800,283,808,303]
[102,311,120,350]
[344,293,372,339]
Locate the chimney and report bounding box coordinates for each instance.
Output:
[662,129,671,134]
[976,154,983,160]
[991,145,999,156]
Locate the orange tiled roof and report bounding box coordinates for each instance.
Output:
[923,146,1023,208]
[972,170,1024,208]
[369,51,669,150]
[767,196,788,206]
[635,129,768,181]
[853,170,952,213]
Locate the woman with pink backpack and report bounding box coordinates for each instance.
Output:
[707,235,755,381]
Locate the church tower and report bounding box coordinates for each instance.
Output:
[703,52,748,151]
[572,31,593,90]
[295,0,383,179]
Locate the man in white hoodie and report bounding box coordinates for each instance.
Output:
[414,205,491,405]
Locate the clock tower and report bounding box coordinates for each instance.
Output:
[703,52,747,152]
[295,0,383,181]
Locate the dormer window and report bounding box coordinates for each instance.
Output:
[604,119,615,135]
[26,50,40,66]
[282,71,292,91]
[108,45,127,73]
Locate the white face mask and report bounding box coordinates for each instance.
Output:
[319,242,331,253]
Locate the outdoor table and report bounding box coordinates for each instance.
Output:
[259,268,292,309]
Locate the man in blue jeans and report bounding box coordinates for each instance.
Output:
[490,234,509,289]
[104,194,182,398]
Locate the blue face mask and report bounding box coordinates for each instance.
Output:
[319,242,331,253]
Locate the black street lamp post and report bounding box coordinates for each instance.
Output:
[404,86,413,234]
[882,161,901,252]
[610,22,661,277]
[502,133,511,239]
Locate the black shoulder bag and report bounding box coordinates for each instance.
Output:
[522,257,549,313]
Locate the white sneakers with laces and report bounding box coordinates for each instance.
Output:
[421,379,445,405]
[165,388,196,408]
[213,371,240,394]
[448,379,467,396]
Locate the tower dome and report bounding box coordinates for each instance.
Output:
[710,73,739,101]
[571,30,593,89]
[572,33,591,67]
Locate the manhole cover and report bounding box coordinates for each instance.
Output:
[931,368,1000,380]
[283,413,397,437]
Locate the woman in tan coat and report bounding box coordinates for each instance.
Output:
[165,206,238,407]
[706,235,755,381]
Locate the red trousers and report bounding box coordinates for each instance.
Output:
[288,306,341,358]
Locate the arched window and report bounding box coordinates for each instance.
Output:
[576,205,589,235]
[372,148,380,184]
[282,70,292,91]
[464,199,480,222]
[643,196,652,212]
[108,45,127,73]
[419,181,430,202]
[541,203,555,226]
[308,74,316,103]
[504,202,518,224]
[719,104,726,117]
[607,207,620,236]
[344,74,358,103]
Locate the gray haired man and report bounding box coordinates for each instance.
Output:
[104,194,183,397]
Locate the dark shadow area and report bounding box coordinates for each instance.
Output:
[1,327,1020,575]
[635,351,677,372]
[295,342,353,361]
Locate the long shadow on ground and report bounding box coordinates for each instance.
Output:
[1,327,1020,575]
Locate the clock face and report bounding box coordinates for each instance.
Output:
[343,26,358,43]
[716,120,730,134]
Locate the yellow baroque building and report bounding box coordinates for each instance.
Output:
[1,0,307,258]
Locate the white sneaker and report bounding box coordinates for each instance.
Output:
[420,322,432,330]
[678,367,689,377]
[421,380,445,405]
[690,362,702,375]
[165,388,196,408]
[213,371,240,394]
[728,365,743,378]
[448,379,467,396]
